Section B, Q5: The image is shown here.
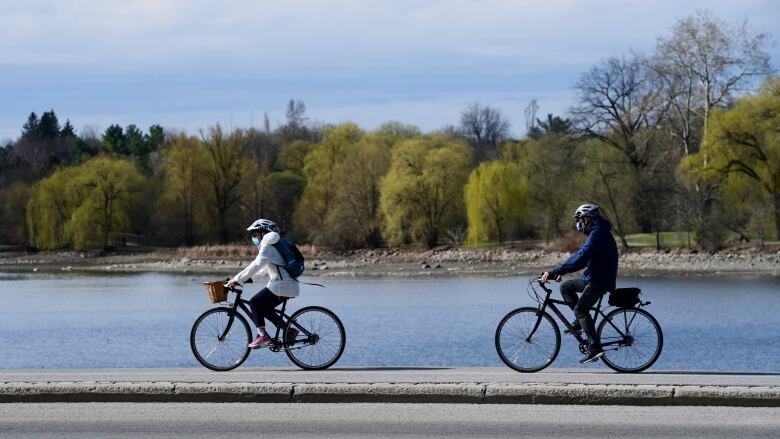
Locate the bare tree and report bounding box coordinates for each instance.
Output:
[651,10,772,155]
[571,55,668,171]
[460,102,511,162]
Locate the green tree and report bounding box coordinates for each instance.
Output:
[248,172,306,237]
[294,123,363,243]
[464,161,531,244]
[26,166,81,249]
[575,139,636,250]
[199,125,255,243]
[276,140,314,175]
[155,133,207,246]
[101,125,127,155]
[65,157,148,249]
[324,138,391,248]
[687,78,780,238]
[380,135,472,248]
[372,121,421,148]
[26,157,147,249]
[21,112,40,141]
[508,134,577,244]
[38,110,61,140]
[0,182,31,245]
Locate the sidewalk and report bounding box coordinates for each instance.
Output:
[2,367,779,406]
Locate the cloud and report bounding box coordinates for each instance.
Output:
[0,0,777,139]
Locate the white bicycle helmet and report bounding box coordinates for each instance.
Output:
[573,203,600,219]
[246,218,279,234]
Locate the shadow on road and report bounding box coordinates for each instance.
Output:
[645,370,780,376]
[300,366,454,372]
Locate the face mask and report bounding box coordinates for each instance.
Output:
[575,219,585,233]
[251,237,261,246]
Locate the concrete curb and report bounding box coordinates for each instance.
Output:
[2,382,779,406]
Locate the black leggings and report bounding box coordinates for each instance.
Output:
[560,279,607,349]
[248,288,285,329]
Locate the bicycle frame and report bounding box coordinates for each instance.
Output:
[530,281,633,350]
[218,286,315,351]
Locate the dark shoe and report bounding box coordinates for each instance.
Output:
[285,328,299,344]
[564,321,582,334]
[579,347,604,364]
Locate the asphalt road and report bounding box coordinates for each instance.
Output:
[1,403,778,438]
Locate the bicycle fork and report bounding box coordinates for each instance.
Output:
[218,304,243,341]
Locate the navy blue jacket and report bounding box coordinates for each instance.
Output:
[549,217,618,290]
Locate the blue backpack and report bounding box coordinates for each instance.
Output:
[272,239,305,279]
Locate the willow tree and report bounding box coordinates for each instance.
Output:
[380,135,472,248]
[26,166,81,249]
[464,161,531,244]
[66,157,148,249]
[27,157,147,250]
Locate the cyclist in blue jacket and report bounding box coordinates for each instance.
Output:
[541,203,618,364]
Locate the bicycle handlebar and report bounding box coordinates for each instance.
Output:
[536,278,553,294]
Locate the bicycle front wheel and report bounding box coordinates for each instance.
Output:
[495,307,561,372]
[190,307,252,371]
[598,307,663,373]
[285,306,345,370]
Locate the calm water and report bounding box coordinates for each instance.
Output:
[0,271,778,372]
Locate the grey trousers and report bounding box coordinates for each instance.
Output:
[560,279,607,349]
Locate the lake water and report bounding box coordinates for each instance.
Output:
[0,271,778,372]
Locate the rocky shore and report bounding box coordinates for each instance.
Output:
[1,246,778,278]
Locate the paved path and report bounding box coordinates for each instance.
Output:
[3,403,780,438]
[2,367,780,406]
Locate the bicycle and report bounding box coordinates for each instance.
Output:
[190,281,346,371]
[495,277,663,373]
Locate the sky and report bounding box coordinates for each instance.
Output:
[1,0,778,143]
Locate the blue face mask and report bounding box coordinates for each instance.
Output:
[575,219,585,233]
[251,237,261,246]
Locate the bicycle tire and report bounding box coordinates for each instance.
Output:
[285,306,345,370]
[495,307,561,373]
[597,307,663,373]
[190,307,252,371]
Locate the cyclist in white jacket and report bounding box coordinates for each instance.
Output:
[227,219,299,348]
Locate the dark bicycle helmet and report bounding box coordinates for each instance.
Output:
[573,203,600,219]
[246,218,279,234]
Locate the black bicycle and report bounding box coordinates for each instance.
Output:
[495,277,663,373]
[190,282,346,371]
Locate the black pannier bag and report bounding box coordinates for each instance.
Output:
[608,287,641,308]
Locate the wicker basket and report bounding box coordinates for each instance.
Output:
[203,281,228,303]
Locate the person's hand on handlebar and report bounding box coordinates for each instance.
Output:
[540,272,561,283]
[226,279,238,288]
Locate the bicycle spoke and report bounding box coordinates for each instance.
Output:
[598,308,662,373]
[191,309,251,371]
[496,308,560,373]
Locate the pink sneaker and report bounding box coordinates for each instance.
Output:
[248,334,273,348]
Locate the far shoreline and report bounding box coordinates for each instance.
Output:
[1,246,778,279]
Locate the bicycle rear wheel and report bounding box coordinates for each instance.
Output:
[190,307,252,371]
[495,307,561,372]
[285,306,345,370]
[598,307,663,373]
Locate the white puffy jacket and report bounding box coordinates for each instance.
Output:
[231,232,300,298]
